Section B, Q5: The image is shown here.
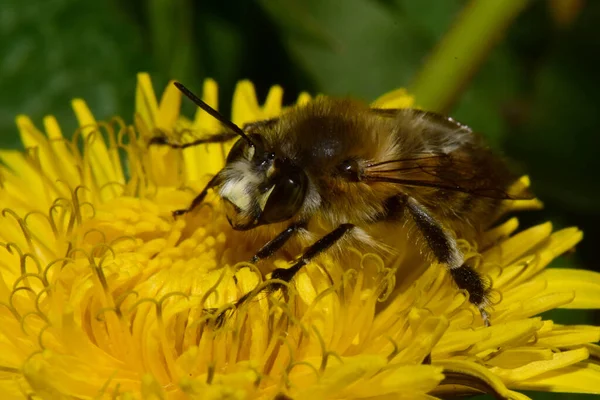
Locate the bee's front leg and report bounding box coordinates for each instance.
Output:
[172,174,221,216]
[404,196,491,326]
[148,131,238,149]
[148,132,234,216]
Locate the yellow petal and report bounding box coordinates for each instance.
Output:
[231,80,261,126]
[536,325,600,348]
[484,222,553,268]
[491,226,582,289]
[156,80,182,132]
[480,217,519,251]
[434,327,492,356]
[0,150,52,209]
[296,92,312,106]
[292,355,386,400]
[583,343,600,360]
[178,369,258,400]
[193,78,220,132]
[42,115,79,187]
[469,319,543,355]
[72,99,118,192]
[491,347,589,383]
[432,359,514,399]
[486,347,554,369]
[504,176,544,212]
[514,227,584,285]
[263,85,284,118]
[513,361,600,394]
[185,78,226,180]
[136,72,159,130]
[508,392,534,400]
[538,268,600,309]
[371,88,415,109]
[141,373,166,400]
[16,116,59,183]
[495,292,575,321]
[397,316,449,363]
[354,364,444,397]
[292,355,443,399]
[498,278,548,305]
[0,376,25,400]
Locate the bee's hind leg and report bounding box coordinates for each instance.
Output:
[404,196,491,326]
[448,262,490,326]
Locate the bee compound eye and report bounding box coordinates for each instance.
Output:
[338,159,361,181]
[260,169,308,224]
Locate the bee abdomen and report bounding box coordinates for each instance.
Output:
[431,189,501,230]
[432,189,467,211]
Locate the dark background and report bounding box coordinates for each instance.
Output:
[1,1,598,398]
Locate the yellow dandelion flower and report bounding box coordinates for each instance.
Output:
[0,73,599,399]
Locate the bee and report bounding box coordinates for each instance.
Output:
[150,82,533,326]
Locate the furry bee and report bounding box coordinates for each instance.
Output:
[150,82,533,325]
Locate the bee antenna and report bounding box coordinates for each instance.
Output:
[173,81,257,148]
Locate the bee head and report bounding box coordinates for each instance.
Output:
[217,136,308,230]
[170,82,308,230]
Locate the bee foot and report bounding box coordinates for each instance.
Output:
[423,353,432,365]
[172,209,187,217]
[148,136,168,147]
[480,308,491,327]
[271,267,295,283]
[203,307,232,328]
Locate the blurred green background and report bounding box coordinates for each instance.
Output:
[0,0,598,397]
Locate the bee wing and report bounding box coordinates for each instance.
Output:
[372,107,472,134]
[364,108,534,200]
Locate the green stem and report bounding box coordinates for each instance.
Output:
[409,0,529,113]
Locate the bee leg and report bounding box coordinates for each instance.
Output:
[172,174,221,217]
[405,197,490,326]
[270,223,355,286]
[212,224,353,327]
[148,131,238,148]
[448,263,490,325]
[251,221,308,263]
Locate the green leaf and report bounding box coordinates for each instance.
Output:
[0,0,154,147]
[259,0,458,100]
